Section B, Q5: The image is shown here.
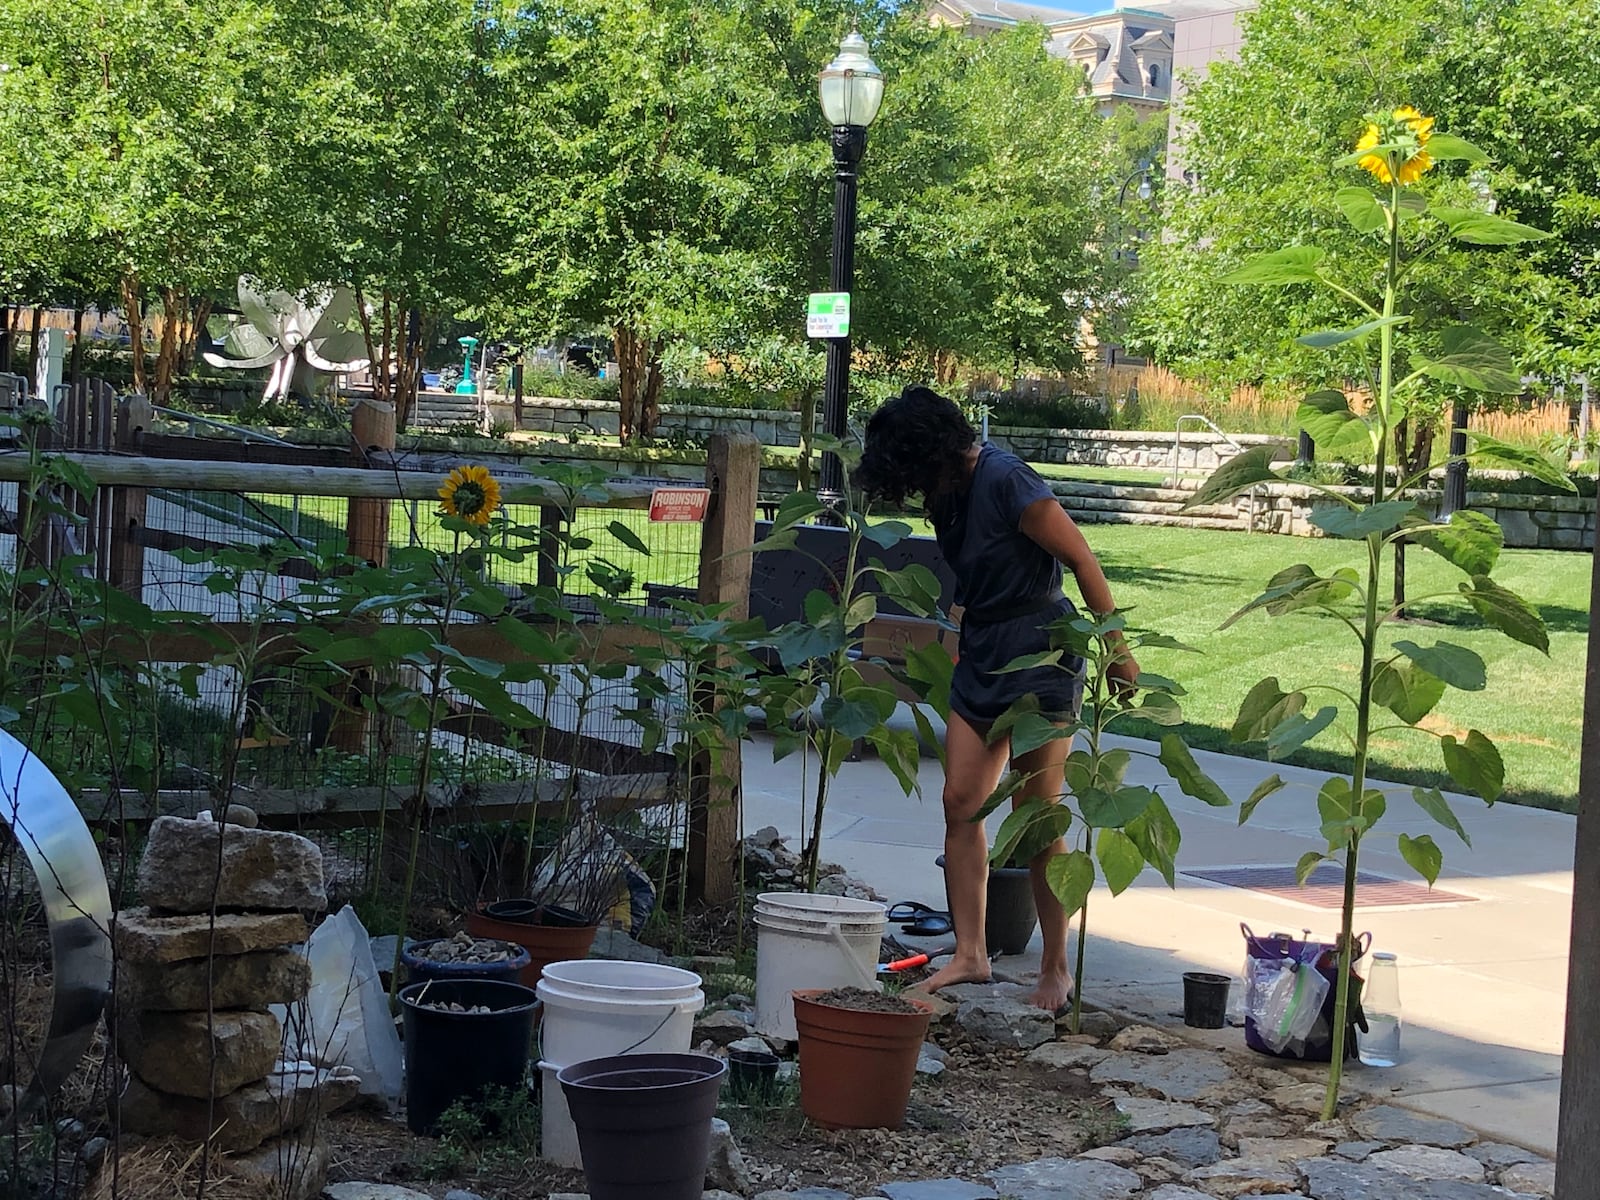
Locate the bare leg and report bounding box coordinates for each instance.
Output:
[1015,735,1074,1012]
[922,711,1010,993]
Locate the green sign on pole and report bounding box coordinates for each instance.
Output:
[807,292,851,339]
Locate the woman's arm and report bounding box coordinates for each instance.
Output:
[1018,497,1140,687]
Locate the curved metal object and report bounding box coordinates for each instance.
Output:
[0,729,113,1116]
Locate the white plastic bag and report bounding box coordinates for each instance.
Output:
[1253,951,1329,1054]
[276,905,403,1108]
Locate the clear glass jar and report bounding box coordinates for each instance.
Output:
[1357,951,1402,1067]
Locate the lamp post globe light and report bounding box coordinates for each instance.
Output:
[816,30,883,516]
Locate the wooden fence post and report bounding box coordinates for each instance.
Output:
[347,394,396,566]
[687,432,759,903]
[109,394,152,593]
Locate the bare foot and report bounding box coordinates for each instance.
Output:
[1028,966,1075,1013]
[922,954,993,992]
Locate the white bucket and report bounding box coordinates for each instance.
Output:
[753,892,887,1041]
[535,958,705,1168]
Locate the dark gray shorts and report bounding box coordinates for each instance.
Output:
[950,596,1085,728]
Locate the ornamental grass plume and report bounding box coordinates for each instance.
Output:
[438,465,501,525]
[1355,105,1435,185]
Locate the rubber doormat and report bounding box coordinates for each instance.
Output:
[1182,863,1477,908]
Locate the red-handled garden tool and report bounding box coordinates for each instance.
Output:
[878,946,954,973]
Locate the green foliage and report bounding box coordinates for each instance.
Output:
[981,612,1224,1033]
[1200,108,1572,1120]
[412,1086,540,1180]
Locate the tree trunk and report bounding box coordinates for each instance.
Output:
[640,336,664,437]
[121,279,147,395]
[28,305,43,386]
[615,324,640,443]
[1,304,13,374]
[176,297,212,377]
[797,384,817,492]
[70,305,87,386]
[152,287,185,405]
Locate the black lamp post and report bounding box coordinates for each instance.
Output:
[816,30,884,516]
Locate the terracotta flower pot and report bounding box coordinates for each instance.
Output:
[792,988,934,1130]
[465,903,599,989]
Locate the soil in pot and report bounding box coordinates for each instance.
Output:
[466,903,599,988]
[793,986,933,1131]
[403,932,531,987]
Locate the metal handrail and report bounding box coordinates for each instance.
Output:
[1168,413,1260,531]
[153,405,296,447]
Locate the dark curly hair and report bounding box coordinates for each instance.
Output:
[853,385,977,511]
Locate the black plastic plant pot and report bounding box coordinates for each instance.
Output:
[727,1045,781,1103]
[559,1052,728,1200]
[1182,971,1232,1029]
[399,978,539,1136]
[935,854,1040,957]
[401,938,532,988]
[480,899,590,928]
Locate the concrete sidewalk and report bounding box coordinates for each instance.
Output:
[740,729,1571,1154]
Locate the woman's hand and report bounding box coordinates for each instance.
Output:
[1107,643,1140,698]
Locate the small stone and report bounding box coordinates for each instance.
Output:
[878,1181,998,1200]
[703,1192,744,1200]
[916,1045,947,1077]
[1091,1049,1235,1100]
[80,1138,109,1170]
[1266,1082,1328,1115]
[1183,1158,1302,1198]
[1499,1161,1555,1196]
[901,990,956,1021]
[1108,1024,1182,1054]
[1112,1097,1215,1134]
[750,825,781,849]
[1298,1157,1521,1200]
[1124,1127,1223,1168]
[119,1009,282,1099]
[1135,1157,1184,1184]
[1334,1142,1383,1161]
[137,815,325,914]
[729,1036,774,1056]
[1304,1120,1351,1140]
[1365,1145,1484,1183]
[1348,1105,1477,1149]
[1466,1143,1541,1170]
[325,1185,437,1200]
[54,1117,86,1141]
[1254,1067,1300,1089]
[987,1157,1142,1200]
[1066,1010,1121,1038]
[1026,1043,1108,1070]
[444,1191,487,1200]
[121,949,310,1010]
[1236,1136,1332,1163]
[114,908,309,964]
[956,995,1054,1050]
[694,1010,753,1046]
[589,927,669,963]
[214,804,259,828]
[120,1065,359,1152]
[692,955,738,973]
[753,1191,852,1200]
[228,1133,329,1200]
[706,1118,751,1195]
[725,994,754,1009]
[1146,1188,1215,1200]
[547,1194,589,1200]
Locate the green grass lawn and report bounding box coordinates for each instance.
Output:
[1083,525,1586,812]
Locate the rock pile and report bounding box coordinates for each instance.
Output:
[113,813,356,1200]
[742,827,886,901]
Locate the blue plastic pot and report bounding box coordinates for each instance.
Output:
[402,937,532,988]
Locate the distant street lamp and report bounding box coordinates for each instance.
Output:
[816,30,884,516]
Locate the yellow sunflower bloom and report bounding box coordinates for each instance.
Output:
[438,465,501,526]
[1355,105,1435,186]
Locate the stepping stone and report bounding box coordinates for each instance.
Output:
[1091,1049,1235,1101]
[878,1181,998,1200]
[956,995,1055,1050]
[1026,1043,1109,1070]
[1333,1142,1384,1161]
[1235,1136,1331,1164]
[1348,1105,1477,1149]
[987,1157,1141,1200]
[1183,1158,1302,1198]
[1300,1158,1510,1199]
[1366,1145,1484,1183]
[1465,1143,1542,1170]
[754,1191,853,1200]
[1499,1161,1555,1197]
[1108,1024,1183,1054]
[326,1187,434,1200]
[1146,1188,1215,1200]
[1113,1097,1215,1133]
[1124,1127,1223,1168]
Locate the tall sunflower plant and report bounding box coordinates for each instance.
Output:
[1185,107,1577,1117]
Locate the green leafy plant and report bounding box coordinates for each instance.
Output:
[978,611,1226,1033]
[1187,106,1575,1118]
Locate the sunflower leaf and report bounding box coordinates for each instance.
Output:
[1334,185,1387,234]
[1424,134,1489,164]
[1297,315,1409,349]
[1220,246,1328,286]
[1414,326,1521,394]
[1402,509,1502,576]
[1430,207,1552,246]
[1398,833,1444,886]
[1182,446,1282,511]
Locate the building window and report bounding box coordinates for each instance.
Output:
[1149,63,1162,86]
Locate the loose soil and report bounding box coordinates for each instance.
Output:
[805,987,924,1016]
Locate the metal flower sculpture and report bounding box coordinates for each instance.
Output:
[204,278,371,401]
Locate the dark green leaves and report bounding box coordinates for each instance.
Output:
[1096,829,1145,895]
[1403,509,1502,576]
[1296,851,1328,886]
[1467,434,1579,492]
[1423,133,1488,164]
[1266,706,1338,759]
[1442,730,1504,801]
[1222,563,1358,627]
[1296,315,1408,349]
[1411,786,1471,846]
[1079,785,1157,829]
[1398,833,1443,885]
[1414,326,1520,394]
[1239,774,1287,825]
[1231,678,1305,743]
[1298,390,1367,453]
[1333,185,1386,234]
[1459,575,1550,653]
[1220,246,1327,285]
[1158,734,1230,807]
[1046,850,1096,915]
[1392,640,1486,691]
[1371,659,1446,724]
[607,519,652,556]
[1182,446,1281,510]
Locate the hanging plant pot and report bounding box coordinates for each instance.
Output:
[399,978,539,1136]
[465,902,599,988]
[792,987,934,1130]
[558,1052,727,1200]
[936,853,1039,957]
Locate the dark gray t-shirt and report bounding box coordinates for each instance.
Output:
[932,445,1063,616]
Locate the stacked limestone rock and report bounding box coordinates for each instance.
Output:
[113,812,358,1200]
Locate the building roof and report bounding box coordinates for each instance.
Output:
[934,0,1093,25]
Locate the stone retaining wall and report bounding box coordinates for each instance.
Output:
[1254,482,1595,551]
